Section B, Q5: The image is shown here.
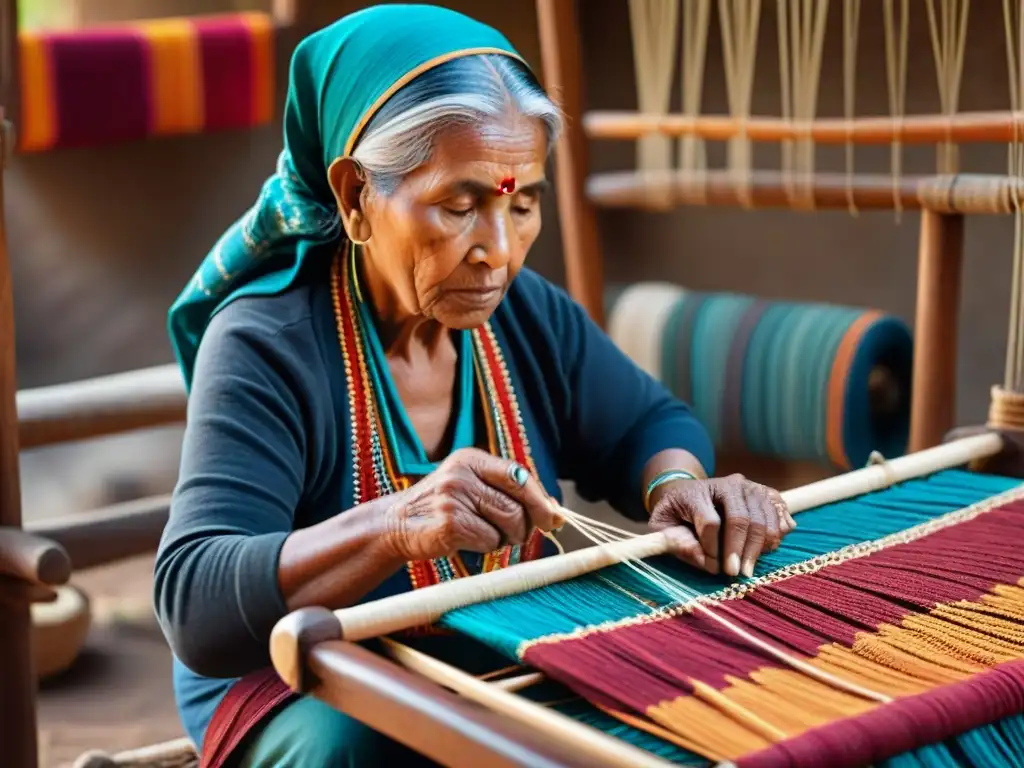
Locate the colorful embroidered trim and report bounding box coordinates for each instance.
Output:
[330,246,544,615]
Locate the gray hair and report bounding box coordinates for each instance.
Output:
[351,54,563,195]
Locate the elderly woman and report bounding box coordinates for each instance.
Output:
[155,5,794,766]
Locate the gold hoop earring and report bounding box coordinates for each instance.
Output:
[348,233,370,246]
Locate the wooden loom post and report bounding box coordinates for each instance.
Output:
[272,608,668,767]
[1,0,17,136]
[535,0,605,327]
[0,118,38,768]
[910,211,964,452]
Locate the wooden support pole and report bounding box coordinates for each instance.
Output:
[1,0,18,136]
[16,363,185,449]
[588,170,1023,215]
[305,639,599,767]
[0,116,38,768]
[535,0,605,326]
[25,495,170,572]
[910,212,965,452]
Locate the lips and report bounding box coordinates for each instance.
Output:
[446,286,502,297]
[445,286,502,304]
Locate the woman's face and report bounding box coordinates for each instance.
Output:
[333,113,549,329]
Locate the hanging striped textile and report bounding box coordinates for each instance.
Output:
[607,283,913,470]
[18,12,275,152]
[441,470,1024,767]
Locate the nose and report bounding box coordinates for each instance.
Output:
[468,209,514,269]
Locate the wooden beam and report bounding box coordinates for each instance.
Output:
[0,117,38,768]
[587,170,1023,215]
[16,363,185,449]
[306,640,606,768]
[0,528,69,587]
[536,0,605,326]
[584,109,1024,146]
[909,212,964,452]
[25,494,170,571]
[0,0,18,135]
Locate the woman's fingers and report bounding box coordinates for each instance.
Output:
[661,525,707,571]
[648,474,794,579]
[738,485,774,577]
[454,449,561,532]
[450,503,505,553]
[746,483,781,552]
[649,483,721,574]
[712,478,757,577]
[773,489,797,532]
[471,483,528,546]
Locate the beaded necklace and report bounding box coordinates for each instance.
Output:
[330,244,545,597]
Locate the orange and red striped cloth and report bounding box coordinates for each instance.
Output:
[18,12,275,152]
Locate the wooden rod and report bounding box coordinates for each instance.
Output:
[319,433,1002,642]
[0,1,18,136]
[909,213,964,452]
[588,170,1024,215]
[16,363,185,449]
[584,110,1024,146]
[383,639,672,768]
[0,116,38,768]
[536,0,606,327]
[490,671,546,693]
[24,494,170,571]
[304,638,600,768]
[0,529,69,588]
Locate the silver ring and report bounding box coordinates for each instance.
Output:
[508,462,529,488]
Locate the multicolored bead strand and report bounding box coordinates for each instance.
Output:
[330,245,545,609]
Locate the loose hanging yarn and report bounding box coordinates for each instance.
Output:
[842,0,862,216]
[629,0,680,182]
[776,0,829,208]
[718,0,762,207]
[883,0,910,221]
[924,0,970,174]
[679,0,711,177]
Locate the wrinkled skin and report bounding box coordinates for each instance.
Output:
[649,475,795,578]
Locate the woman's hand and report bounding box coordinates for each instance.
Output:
[647,473,795,578]
[382,448,562,562]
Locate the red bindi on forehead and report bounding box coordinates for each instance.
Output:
[497,177,516,195]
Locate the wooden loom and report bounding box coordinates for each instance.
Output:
[266,431,1024,768]
[537,0,1024,456]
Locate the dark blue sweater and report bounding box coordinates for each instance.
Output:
[153,261,715,747]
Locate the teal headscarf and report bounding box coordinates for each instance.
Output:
[167,5,524,390]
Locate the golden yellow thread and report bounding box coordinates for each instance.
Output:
[690,679,789,742]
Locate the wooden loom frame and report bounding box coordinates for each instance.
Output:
[533,0,984,455]
[264,431,1009,768]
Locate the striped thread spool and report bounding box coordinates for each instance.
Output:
[607,283,912,469]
